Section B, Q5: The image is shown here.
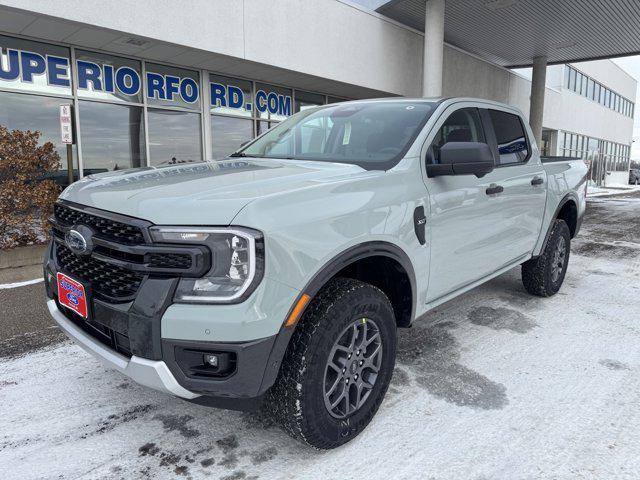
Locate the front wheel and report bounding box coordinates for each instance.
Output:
[267,277,397,449]
[521,219,571,297]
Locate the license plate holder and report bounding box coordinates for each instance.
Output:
[57,272,89,319]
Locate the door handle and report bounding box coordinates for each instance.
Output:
[531,176,544,186]
[485,184,504,195]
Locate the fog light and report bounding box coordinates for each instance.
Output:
[203,354,219,368]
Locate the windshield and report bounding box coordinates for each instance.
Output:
[235,101,436,170]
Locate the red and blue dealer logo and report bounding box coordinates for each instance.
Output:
[57,272,88,318]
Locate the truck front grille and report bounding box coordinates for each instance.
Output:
[54,203,145,245]
[51,201,210,303]
[56,244,144,301]
[57,299,132,358]
[148,252,193,269]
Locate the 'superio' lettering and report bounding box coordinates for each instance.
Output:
[1,47,293,116]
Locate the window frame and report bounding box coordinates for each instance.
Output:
[426,106,487,165]
[483,107,532,167]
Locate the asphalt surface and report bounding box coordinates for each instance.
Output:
[0,281,65,359]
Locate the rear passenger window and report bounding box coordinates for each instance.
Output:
[427,108,485,163]
[488,109,529,165]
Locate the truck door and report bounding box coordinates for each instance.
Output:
[422,105,510,302]
[482,108,547,259]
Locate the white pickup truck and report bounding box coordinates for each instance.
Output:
[45,98,587,449]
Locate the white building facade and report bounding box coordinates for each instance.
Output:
[0,0,635,185]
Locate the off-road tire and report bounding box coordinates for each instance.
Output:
[522,219,571,297]
[266,277,397,449]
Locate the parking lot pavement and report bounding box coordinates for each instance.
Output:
[0,281,65,359]
[1,192,639,480]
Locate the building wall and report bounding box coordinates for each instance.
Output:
[0,0,425,97]
[441,48,635,149]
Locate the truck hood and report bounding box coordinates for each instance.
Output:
[60,158,369,225]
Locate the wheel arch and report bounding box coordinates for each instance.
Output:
[538,192,580,256]
[300,241,416,328]
[258,241,416,395]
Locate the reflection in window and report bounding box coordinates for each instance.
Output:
[211,115,253,159]
[0,35,72,96]
[256,121,272,137]
[148,109,201,165]
[428,108,484,164]
[146,63,200,110]
[295,90,325,113]
[488,109,529,165]
[241,101,434,168]
[0,90,77,172]
[79,100,145,171]
[75,50,142,104]
[209,74,252,117]
[255,83,292,122]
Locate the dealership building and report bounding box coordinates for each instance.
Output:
[0,0,637,185]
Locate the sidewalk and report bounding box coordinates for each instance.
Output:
[587,183,640,197]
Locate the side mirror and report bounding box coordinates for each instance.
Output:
[426,142,495,178]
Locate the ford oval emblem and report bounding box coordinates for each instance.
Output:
[66,292,79,306]
[65,229,88,254]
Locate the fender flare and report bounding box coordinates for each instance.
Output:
[300,241,416,319]
[258,241,416,394]
[537,192,580,256]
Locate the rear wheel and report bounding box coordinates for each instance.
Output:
[521,219,571,297]
[267,277,396,449]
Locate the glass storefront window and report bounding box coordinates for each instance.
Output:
[146,63,200,110]
[587,79,594,100]
[209,74,253,118]
[255,83,292,122]
[75,50,142,104]
[0,35,72,97]
[210,115,253,159]
[148,108,202,165]
[0,90,77,172]
[2,34,346,180]
[295,90,325,112]
[328,96,348,104]
[256,121,271,137]
[79,100,145,171]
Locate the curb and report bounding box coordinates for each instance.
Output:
[0,245,46,284]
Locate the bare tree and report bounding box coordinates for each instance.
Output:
[0,126,61,249]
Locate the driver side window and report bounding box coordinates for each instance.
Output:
[427,108,485,164]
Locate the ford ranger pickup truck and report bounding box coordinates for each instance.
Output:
[44,98,587,449]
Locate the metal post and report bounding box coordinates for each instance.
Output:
[422,0,445,97]
[529,55,548,149]
[66,143,74,186]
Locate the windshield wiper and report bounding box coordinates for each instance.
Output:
[229,152,247,157]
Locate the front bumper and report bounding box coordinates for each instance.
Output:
[47,299,199,399]
[44,201,300,404]
[45,241,297,402]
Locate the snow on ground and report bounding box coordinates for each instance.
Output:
[1,194,639,480]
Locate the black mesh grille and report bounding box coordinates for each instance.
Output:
[54,204,145,245]
[57,300,132,358]
[148,252,192,269]
[56,244,144,301]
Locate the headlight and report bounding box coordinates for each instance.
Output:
[150,227,264,304]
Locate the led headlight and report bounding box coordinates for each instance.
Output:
[150,227,264,303]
